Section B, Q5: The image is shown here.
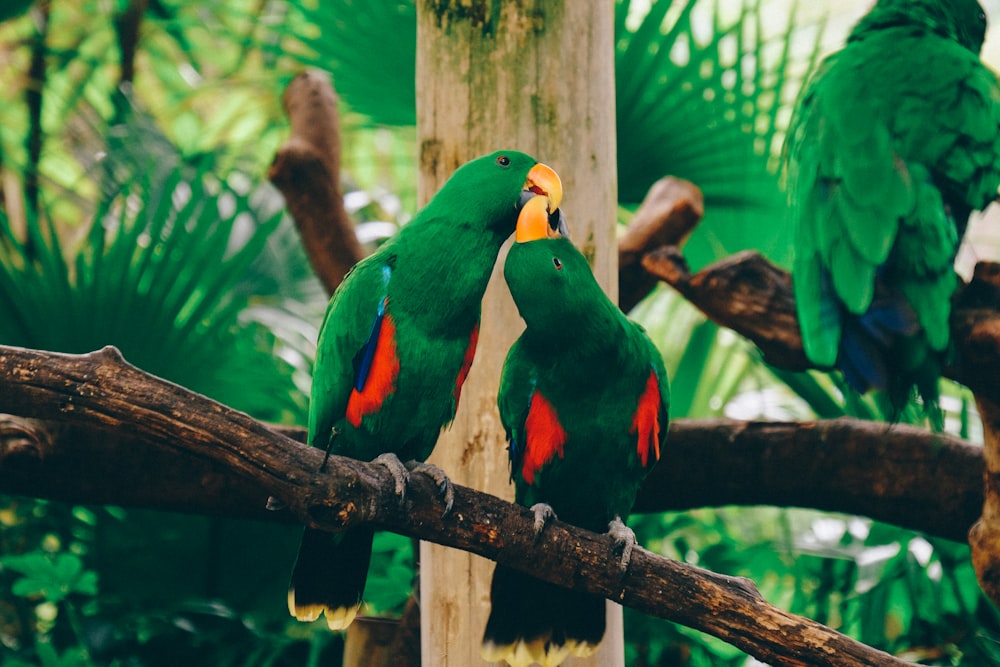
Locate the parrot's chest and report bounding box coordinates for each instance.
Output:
[514,370,650,527]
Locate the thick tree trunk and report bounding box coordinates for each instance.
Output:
[415,1,618,664]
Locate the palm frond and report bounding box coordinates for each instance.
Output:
[616,0,827,268]
[290,1,417,127]
[0,104,304,422]
[289,0,827,267]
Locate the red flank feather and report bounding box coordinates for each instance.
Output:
[521,391,567,485]
[346,313,400,428]
[632,371,661,468]
[453,323,480,406]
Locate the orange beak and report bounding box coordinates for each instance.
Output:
[523,163,563,214]
[515,195,562,243]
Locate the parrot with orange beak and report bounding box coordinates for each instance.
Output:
[482,195,669,665]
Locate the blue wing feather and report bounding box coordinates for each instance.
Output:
[351,266,392,392]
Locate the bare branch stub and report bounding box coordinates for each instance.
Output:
[0,344,921,667]
[268,70,365,295]
[618,177,704,312]
[641,247,809,370]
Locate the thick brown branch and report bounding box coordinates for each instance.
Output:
[637,419,981,541]
[0,344,919,667]
[268,71,364,295]
[0,410,981,543]
[642,247,809,370]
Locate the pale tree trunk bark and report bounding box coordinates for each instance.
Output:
[415,1,618,665]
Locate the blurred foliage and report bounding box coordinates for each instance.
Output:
[0,1,996,666]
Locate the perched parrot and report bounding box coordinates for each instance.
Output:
[288,151,564,630]
[481,196,669,666]
[784,0,1000,419]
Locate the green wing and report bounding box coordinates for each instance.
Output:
[787,29,1000,367]
[307,254,391,450]
[496,340,535,479]
[642,329,671,448]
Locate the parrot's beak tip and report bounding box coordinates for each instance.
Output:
[522,162,563,214]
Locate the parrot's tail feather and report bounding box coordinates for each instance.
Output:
[837,285,942,421]
[839,315,891,394]
[288,526,374,631]
[482,565,605,667]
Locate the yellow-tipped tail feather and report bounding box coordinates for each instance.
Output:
[481,637,598,667]
[288,589,361,630]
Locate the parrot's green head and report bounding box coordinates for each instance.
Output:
[426,150,566,238]
[504,196,612,340]
[854,0,987,53]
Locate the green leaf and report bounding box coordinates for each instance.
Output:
[2,552,97,603]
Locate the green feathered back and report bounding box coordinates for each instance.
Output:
[784,0,1000,411]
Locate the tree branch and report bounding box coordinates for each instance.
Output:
[618,177,704,313]
[0,351,982,542]
[267,71,365,295]
[636,419,981,542]
[0,344,922,666]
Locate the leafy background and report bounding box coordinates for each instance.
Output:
[2,1,1000,665]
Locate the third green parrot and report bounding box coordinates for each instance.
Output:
[784,0,1000,418]
[481,196,669,666]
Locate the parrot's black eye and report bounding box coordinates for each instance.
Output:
[496,155,511,167]
[552,257,563,271]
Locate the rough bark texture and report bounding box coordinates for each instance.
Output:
[960,266,1000,608]
[636,419,982,542]
[0,344,921,667]
[267,71,364,295]
[970,398,1000,612]
[415,2,621,664]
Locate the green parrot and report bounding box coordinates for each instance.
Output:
[288,151,564,630]
[784,0,1000,418]
[481,196,669,666]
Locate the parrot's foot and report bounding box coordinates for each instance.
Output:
[409,461,455,518]
[372,453,411,508]
[265,495,287,511]
[607,515,637,578]
[529,503,557,541]
[319,426,342,472]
